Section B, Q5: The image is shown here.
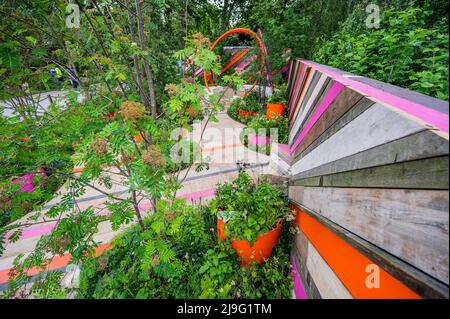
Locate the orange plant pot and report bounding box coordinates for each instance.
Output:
[217,218,283,266]
[266,103,285,119]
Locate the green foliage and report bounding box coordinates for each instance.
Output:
[227,91,261,124]
[267,85,287,104]
[314,5,449,100]
[0,93,107,227]
[76,199,293,299]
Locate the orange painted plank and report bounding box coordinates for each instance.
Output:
[289,68,312,124]
[0,243,111,285]
[220,48,250,74]
[292,205,421,299]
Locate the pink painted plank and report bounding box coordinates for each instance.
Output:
[277,143,291,156]
[289,81,345,154]
[290,255,308,299]
[303,60,449,133]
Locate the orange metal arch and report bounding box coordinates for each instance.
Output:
[204,28,267,98]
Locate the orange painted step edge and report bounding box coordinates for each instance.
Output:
[201,143,243,153]
[72,167,84,173]
[0,243,111,285]
[292,205,421,299]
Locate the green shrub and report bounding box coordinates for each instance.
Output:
[267,85,287,105]
[314,6,449,100]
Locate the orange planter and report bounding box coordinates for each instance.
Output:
[266,103,285,119]
[217,218,283,266]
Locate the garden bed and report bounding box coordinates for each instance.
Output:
[77,172,294,299]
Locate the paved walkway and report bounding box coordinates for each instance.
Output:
[0,89,84,118]
[0,88,277,291]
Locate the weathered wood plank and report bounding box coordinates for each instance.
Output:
[289,67,313,124]
[289,70,321,129]
[292,87,364,159]
[298,98,375,160]
[292,156,449,190]
[289,186,450,284]
[291,70,323,126]
[289,75,331,143]
[294,228,310,265]
[351,76,449,115]
[291,103,430,176]
[291,245,322,299]
[291,200,449,299]
[306,241,354,299]
[293,129,449,180]
[289,65,312,123]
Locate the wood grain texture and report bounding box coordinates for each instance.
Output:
[293,129,449,180]
[289,70,319,124]
[294,228,310,264]
[306,241,354,299]
[291,103,428,176]
[291,87,364,159]
[291,200,449,299]
[289,67,313,124]
[297,98,375,160]
[288,64,309,119]
[291,70,320,122]
[292,156,449,190]
[289,186,449,284]
[289,74,331,143]
[291,246,322,299]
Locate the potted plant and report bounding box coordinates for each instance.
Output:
[212,172,290,265]
[266,85,287,119]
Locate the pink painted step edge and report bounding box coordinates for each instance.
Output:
[303,60,449,134]
[290,255,308,299]
[247,133,271,146]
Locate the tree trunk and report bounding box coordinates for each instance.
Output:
[124,0,150,109]
[135,0,158,119]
